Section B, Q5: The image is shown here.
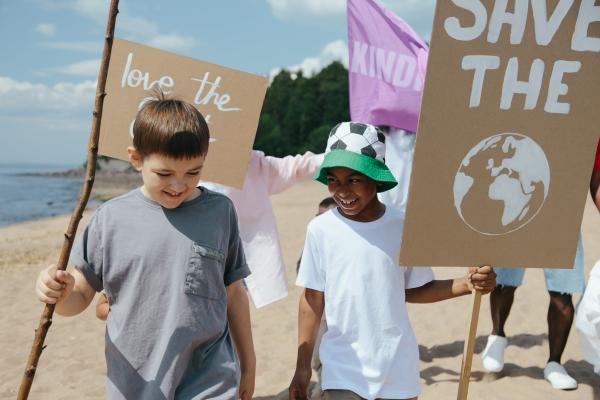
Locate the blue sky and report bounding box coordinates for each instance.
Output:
[0,0,434,165]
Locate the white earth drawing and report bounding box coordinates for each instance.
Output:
[453,133,550,235]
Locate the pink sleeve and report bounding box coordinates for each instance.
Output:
[261,152,325,194]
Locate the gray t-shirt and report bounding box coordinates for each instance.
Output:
[71,188,250,399]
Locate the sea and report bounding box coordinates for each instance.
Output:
[0,163,98,228]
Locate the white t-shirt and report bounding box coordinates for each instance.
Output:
[576,260,600,374]
[378,128,416,212]
[297,207,434,399]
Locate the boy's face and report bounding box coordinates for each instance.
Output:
[326,167,384,222]
[128,148,205,209]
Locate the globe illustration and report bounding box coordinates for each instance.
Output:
[453,133,550,235]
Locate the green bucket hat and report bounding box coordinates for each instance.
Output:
[314,122,397,192]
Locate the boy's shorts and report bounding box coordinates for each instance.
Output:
[495,237,585,294]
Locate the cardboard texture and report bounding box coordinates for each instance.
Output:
[99,38,268,188]
[400,0,600,267]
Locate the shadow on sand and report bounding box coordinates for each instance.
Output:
[419,334,599,399]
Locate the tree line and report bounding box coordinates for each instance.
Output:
[253,61,350,157]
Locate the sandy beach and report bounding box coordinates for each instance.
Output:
[0,179,598,399]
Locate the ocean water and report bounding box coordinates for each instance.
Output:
[0,163,93,228]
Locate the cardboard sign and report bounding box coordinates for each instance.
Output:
[99,38,268,188]
[400,0,600,268]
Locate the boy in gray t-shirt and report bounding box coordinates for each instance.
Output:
[35,94,255,399]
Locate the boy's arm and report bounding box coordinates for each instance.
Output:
[405,266,496,303]
[289,288,324,400]
[36,264,96,316]
[226,280,255,400]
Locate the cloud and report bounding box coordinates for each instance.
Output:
[0,76,96,113]
[267,0,345,19]
[0,74,98,164]
[41,41,101,53]
[266,0,435,37]
[58,59,101,76]
[71,0,109,21]
[65,0,195,52]
[270,40,348,79]
[35,23,56,37]
[148,34,196,51]
[119,15,160,37]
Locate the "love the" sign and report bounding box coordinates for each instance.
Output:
[99,38,268,187]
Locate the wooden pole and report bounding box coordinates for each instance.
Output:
[17,1,119,398]
[457,290,482,400]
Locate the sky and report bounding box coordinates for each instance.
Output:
[0,0,435,165]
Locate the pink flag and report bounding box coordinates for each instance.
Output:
[347,0,428,132]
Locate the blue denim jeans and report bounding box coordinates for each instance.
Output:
[495,237,585,294]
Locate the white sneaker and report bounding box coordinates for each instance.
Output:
[482,335,508,372]
[544,362,578,390]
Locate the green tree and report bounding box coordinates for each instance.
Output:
[253,61,349,156]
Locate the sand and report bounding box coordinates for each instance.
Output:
[0,180,598,399]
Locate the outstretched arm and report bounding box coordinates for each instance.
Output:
[263,152,325,194]
[406,266,496,303]
[289,288,324,400]
[226,280,255,400]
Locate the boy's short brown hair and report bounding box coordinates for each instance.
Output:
[132,93,209,159]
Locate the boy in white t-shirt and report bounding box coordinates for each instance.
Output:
[289,122,496,400]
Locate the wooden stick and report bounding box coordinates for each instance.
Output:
[457,290,482,400]
[17,1,119,398]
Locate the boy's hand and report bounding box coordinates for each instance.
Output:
[289,367,311,400]
[467,265,496,294]
[238,369,255,400]
[36,264,75,304]
[96,292,109,321]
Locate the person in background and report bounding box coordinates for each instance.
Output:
[575,139,600,377]
[202,150,324,308]
[377,127,416,213]
[482,152,588,390]
[296,197,337,274]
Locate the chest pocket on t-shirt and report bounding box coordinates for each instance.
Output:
[185,243,226,300]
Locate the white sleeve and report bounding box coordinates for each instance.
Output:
[404,266,434,289]
[575,263,600,370]
[296,227,325,291]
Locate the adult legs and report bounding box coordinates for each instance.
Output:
[547,291,574,363]
[482,283,518,372]
[482,266,525,372]
[488,287,575,361]
[490,285,517,337]
[541,238,584,390]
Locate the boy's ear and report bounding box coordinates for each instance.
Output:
[127,146,143,171]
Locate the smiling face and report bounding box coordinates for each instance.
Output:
[129,147,205,209]
[326,167,385,222]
